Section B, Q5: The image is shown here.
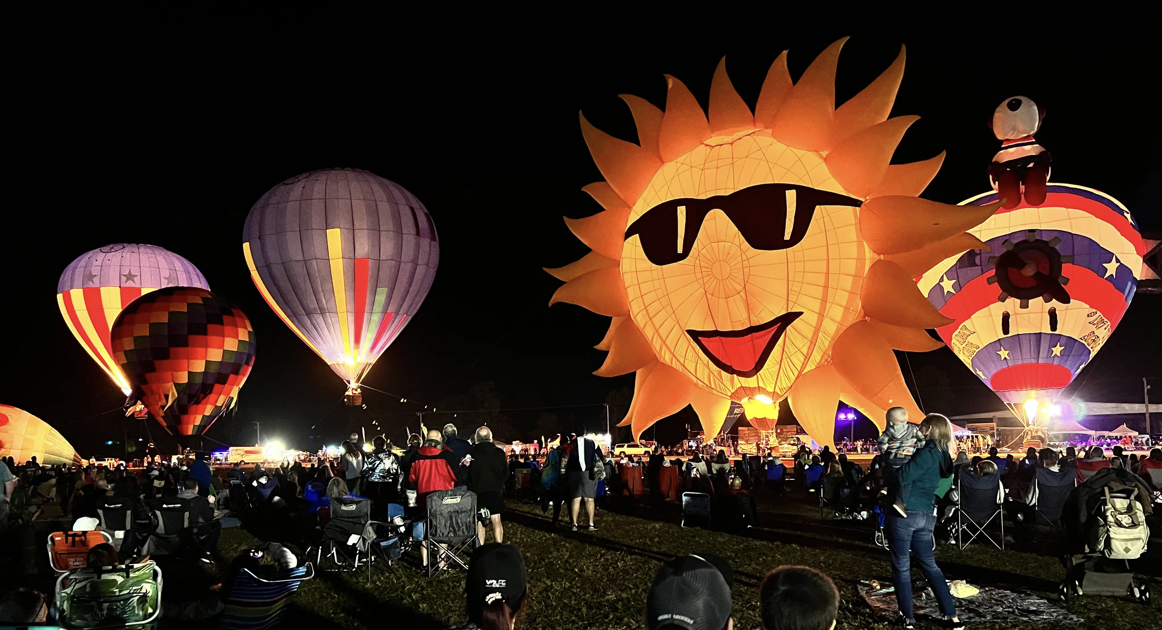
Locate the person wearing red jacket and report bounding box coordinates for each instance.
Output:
[408,429,459,569]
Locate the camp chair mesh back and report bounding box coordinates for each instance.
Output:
[1034,467,1075,529]
[317,497,372,571]
[958,473,1004,549]
[221,564,314,630]
[146,497,192,557]
[54,561,162,628]
[681,492,712,528]
[425,489,478,577]
[804,465,824,490]
[48,531,114,573]
[95,497,135,551]
[820,475,850,517]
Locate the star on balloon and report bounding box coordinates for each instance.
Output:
[976,368,986,378]
[162,273,176,286]
[997,347,1010,360]
[939,274,957,295]
[122,271,137,283]
[1051,343,1064,357]
[83,271,98,285]
[1101,256,1121,279]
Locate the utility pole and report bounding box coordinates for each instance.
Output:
[604,403,610,436]
[253,421,262,446]
[1145,377,1153,440]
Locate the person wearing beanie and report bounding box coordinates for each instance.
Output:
[646,553,734,630]
[446,544,528,630]
[759,565,839,630]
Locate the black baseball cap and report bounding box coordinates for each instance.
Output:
[466,544,527,623]
[647,554,733,630]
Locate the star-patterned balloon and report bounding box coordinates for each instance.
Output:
[58,244,210,395]
[920,184,1145,406]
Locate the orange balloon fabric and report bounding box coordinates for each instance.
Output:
[0,405,81,466]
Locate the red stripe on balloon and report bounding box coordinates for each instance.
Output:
[62,292,108,372]
[989,362,1073,393]
[83,287,113,357]
[935,264,1130,345]
[373,313,408,358]
[367,313,395,360]
[992,192,1145,256]
[353,258,369,349]
[120,287,143,309]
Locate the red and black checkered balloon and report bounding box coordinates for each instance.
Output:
[111,287,256,437]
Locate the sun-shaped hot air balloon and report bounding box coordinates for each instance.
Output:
[547,39,999,447]
[57,244,210,396]
[921,183,1144,418]
[243,169,439,404]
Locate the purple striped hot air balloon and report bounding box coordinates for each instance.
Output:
[57,244,210,395]
[242,169,439,403]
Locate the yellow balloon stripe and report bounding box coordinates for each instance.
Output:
[326,228,353,364]
[57,292,114,382]
[243,242,327,361]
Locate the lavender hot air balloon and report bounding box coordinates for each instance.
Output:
[57,244,210,395]
[242,169,439,402]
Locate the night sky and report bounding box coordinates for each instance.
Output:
[5,8,1159,457]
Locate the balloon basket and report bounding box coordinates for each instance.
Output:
[344,386,363,407]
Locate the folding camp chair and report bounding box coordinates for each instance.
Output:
[681,492,712,528]
[54,561,162,629]
[803,465,824,492]
[95,495,149,561]
[310,496,373,573]
[957,472,1005,549]
[143,496,193,557]
[47,531,114,573]
[820,476,852,519]
[221,563,315,630]
[1034,467,1075,535]
[1142,465,1162,504]
[425,489,479,578]
[765,462,786,495]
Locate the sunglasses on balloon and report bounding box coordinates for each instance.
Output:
[624,183,862,266]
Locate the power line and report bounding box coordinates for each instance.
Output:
[59,405,125,428]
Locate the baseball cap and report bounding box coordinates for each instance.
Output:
[647,554,733,630]
[466,544,527,623]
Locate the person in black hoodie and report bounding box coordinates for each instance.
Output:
[466,426,509,545]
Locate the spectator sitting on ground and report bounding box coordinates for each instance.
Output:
[467,426,508,545]
[713,477,757,531]
[445,543,528,630]
[251,466,279,502]
[759,565,839,630]
[646,553,734,630]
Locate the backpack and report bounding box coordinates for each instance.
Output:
[1096,487,1149,560]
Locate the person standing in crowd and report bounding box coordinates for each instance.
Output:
[886,414,963,630]
[443,424,473,463]
[178,479,220,562]
[340,440,365,496]
[189,452,212,498]
[759,565,840,630]
[541,440,567,527]
[646,553,734,630]
[363,436,403,517]
[565,425,603,532]
[444,544,528,630]
[467,426,508,545]
[409,429,460,569]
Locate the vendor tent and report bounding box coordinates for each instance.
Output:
[952,423,972,436]
[1106,424,1139,436]
[1048,419,1096,436]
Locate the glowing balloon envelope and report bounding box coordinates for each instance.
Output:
[57,244,210,395]
[547,39,997,447]
[242,169,439,397]
[920,183,1144,407]
[110,287,256,439]
[0,405,81,466]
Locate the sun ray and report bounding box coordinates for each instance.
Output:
[832,321,923,419]
[770,37,847,151]
[867,319,945,352]
[787,364,842,449]
[861,260,953,328]
[619,94,664,159]
[830,45,906,146]
[826,115,918,198]
[754,50,792,129]
[658,75,712,162]
[628,362,697,440]
[563,208,631,260]
[617,362,658,427]
[579,113,662,205]
[595,316,627,351]
[594,318,656,377]
[838,380,889,432]
[709,58,754,135]
[689,388,734,438]
[544,251,618,282]
[873,152,945,198]
[886,232,987,277]
[859,196,1001,255]
[548,267,629,316]
[582,181,633,214]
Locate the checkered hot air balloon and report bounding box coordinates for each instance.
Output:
[921,183,1145,409]
[57,244,210,396]
[242,169,439,403]
[110,288,256,440]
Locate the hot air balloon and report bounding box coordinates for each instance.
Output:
[242,169,439,404]
[920,183,1145,419]
[0,405,81,466]
[110,287,256,444]
[57,244,210,397]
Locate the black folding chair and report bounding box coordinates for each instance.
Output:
[425,489,478,578]
[311,496,373,573]
[820,476,851,519]
[958,472,1004,549]
[1034,467,1074,534]
[144,496,192,557]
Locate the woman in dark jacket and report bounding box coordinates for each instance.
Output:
[888,413,963,630]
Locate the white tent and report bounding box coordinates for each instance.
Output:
[1106,424,1140,436]
[951,423,972,436]
[1048,419,1096,436]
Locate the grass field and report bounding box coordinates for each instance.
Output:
[6,488,1159,629]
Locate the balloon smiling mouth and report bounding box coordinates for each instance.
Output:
[687,312,803,378]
